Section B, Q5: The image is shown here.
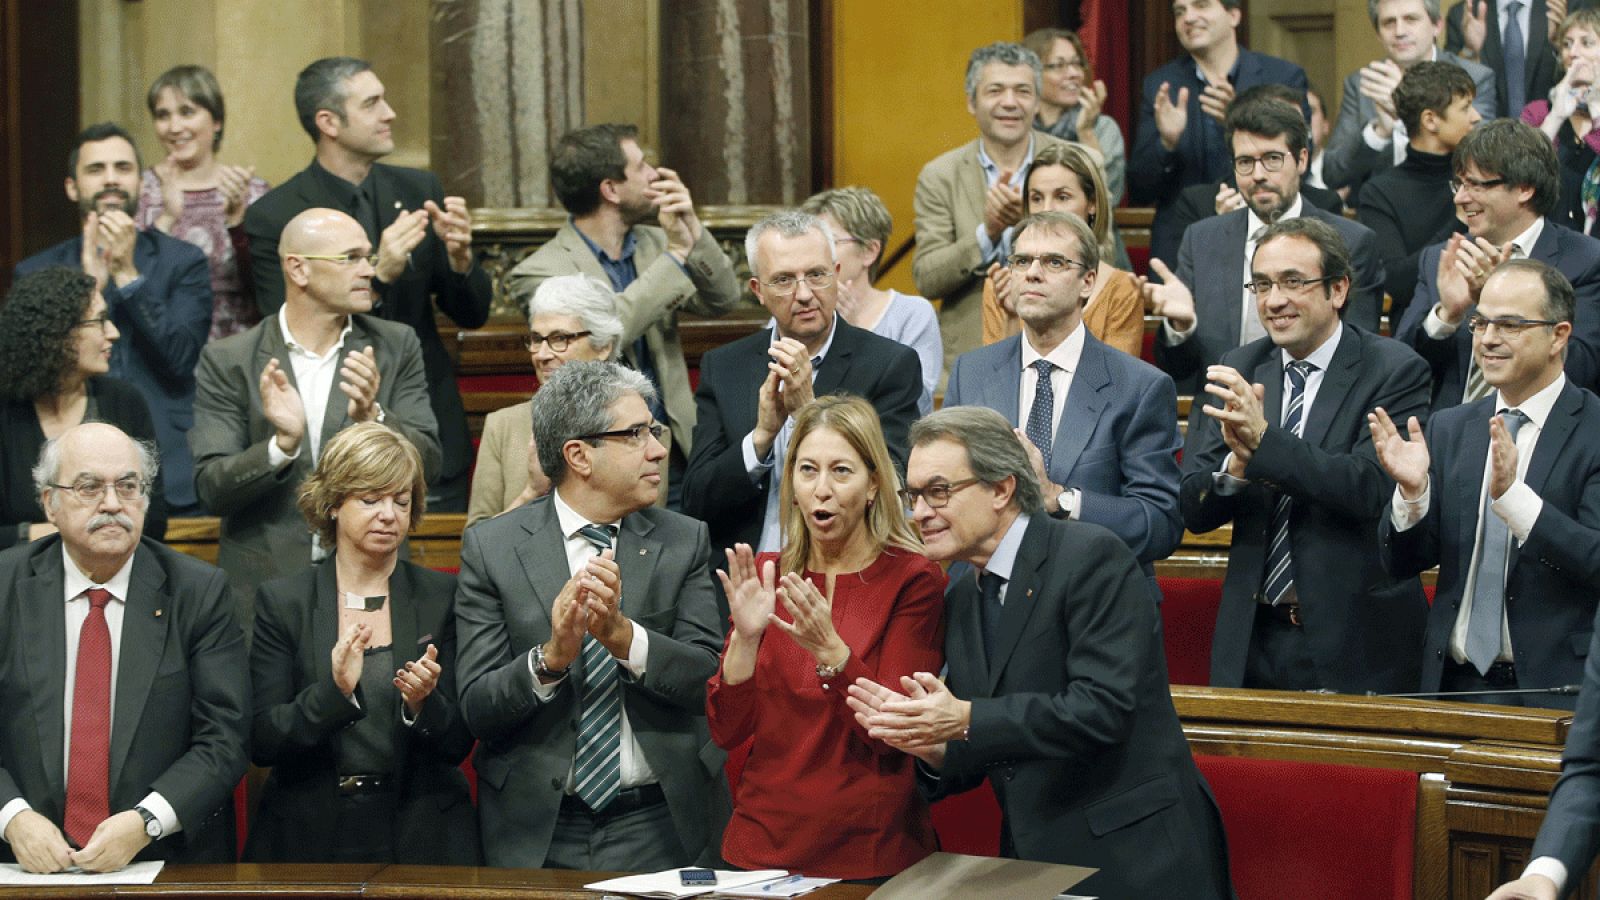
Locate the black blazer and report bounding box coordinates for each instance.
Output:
[1147,177,1345,283]
[1181,325,1434,693]
[243,160,492,485]
[245,558,478,863]
[681,318,923,555]
[1445,0,1565,117]
[0,377,167,550]
[929,516,1232,898]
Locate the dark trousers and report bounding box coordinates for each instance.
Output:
[546,786,689,872]
[1243,605,1322,692]
[1440,658,1526,707]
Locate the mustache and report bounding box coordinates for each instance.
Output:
[87,512,136,532]
[91,187,131,209]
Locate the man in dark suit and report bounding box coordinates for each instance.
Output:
[682,210,922,557]
[945,211,1182,585]
[455,360,722,870]
[1395,118,1600,411]
[1182,218,1433,693]
[0,423,248,872]
[243,57,489,511]
[191,209,440,631]
[1377,259,1600,710]
[846,406,1231,898]
[1145,96,1387,393]
[1447,0,1567,117]
[15,123,212,516]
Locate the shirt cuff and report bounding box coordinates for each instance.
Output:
[976,224,998,265]
[1211,455,1248,495]
[528,648,563,702]
[0,798,29,842]
[267,435,301,468]
[1161,317,1196,345]
[1423,306,1460,339]
[1391,479,1431,531]
[1362,121,1392,150]
[400,703,418,727]
[1523,857,1568,894]
[1492,481,1543,544]
[742,432,773,483]
[138,791,181,836]
[620,622,650,678]
[1065,487,1082,521]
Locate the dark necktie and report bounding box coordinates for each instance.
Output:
[1465,409,1529,674]
[1263,361,1317,607]
[1504,1,1527,117]
[1024,359,1057,472]
[65,588,113,847]
[978,570,1005,665]
[573,523,622,810]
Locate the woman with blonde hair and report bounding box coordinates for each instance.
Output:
[707,395,945,881]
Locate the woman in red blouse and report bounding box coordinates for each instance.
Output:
[706,395,946,880]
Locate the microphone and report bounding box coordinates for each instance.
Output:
[1367,685,1581,698]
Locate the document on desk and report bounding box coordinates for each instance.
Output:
[584,867,788,898]
[713,874,840,897]
[868,852,1095,899]
[0,860,164,885]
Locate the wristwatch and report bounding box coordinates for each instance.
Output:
[371,401,386,425]
[533,643,569,682]
[1054,488,1077,519]
[135,805,161,839]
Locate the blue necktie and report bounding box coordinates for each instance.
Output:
[1263,361,1316,606]
[1464,409,1529,675]
[573,522,621,810]
[1504,1,1527,117]
[978,570,1005,666]
[1025,359,1056,472]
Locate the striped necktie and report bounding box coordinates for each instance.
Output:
[573,523,621,810]
[1263,361,1316,606]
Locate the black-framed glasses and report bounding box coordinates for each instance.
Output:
[74,315,113,331]
[525,330,592,352]
[1450,176,1508,195]
[761,270,835,297]
[898,477,983,511]
[1006,253,1090,274]
[1233,151,1289,176]
[1467,314,1562,335]
[48,476,148,504]
[1245,274,1337,295]
[578,422,666,448]
[294,252,379,267]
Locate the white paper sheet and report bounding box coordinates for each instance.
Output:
[0,860,163,885]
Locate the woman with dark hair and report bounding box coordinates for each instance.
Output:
[246,422,479,864]
[137,64,270,339]
[0,266,166,548]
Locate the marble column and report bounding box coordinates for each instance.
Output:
[659,0,810,206]
[431,0,585,206]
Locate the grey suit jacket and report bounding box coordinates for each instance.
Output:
[0,537,249,864]
[506,222,740,457]
[1322,49,1496,192]
[189,313,441,629]
[454,495,723,868]
[1157,204,1385,393]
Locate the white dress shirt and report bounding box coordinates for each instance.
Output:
[740,317,840,552]
[1019,323,1086,443]
[265,314,353,469]
[1213,324,1344,494]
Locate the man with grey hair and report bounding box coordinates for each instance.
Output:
[244,56,490,511]
[0,422,248,872]
[683,209,921,561]
[455,360,722,870]
[845,406,1231,898]
[509,123,740,510]
[914,42,1077,378]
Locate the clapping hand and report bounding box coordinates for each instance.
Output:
[1368,406,1431,500]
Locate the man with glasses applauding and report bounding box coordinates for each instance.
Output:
[945,211,1181,603]
[1393,118,1600,412]
[683,210,921,570]
[1142,94,1385,395]
[190,208,439,631]
[1180,217,1432,694]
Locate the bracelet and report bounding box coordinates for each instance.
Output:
[815,649,850,680]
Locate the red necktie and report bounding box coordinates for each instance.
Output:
[64,588,112,848]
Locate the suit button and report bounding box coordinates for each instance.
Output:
[1436,650,1444,659]
[550,778,562,790]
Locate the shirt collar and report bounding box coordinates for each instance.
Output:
[1020,319,1087,374]
[1193,53,1243,85]
[1496,372,1566,430]
[572,219,638,265]
[770,313,841,367]
[279,313,354,361]
[1280,320,1344,369]
[1507,217,1546,259]
[980,512,1031,583]
[62,543,135,605]
[1246,195,1305,240]
[551,487,622,540]
[977,135,1035,187]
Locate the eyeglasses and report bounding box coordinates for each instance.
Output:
[898,477,983,511]
[48,476,148,504]
[1245,274,1337,295]
[1233,151,1290,176]
[74,315,113,331]
[761,270,836,297]
[525,330,593,352]
[1006,253,1090,274]
[578,422,666,448]
[294,252,379,267]
[1450,175,1508,195]
[1467,313,1562,335]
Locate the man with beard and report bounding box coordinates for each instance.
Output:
[1141,96,1385,395]
[14,123,212,516]
[507,123,740,510]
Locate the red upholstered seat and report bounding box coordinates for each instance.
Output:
[1195,755,1417,900]
[1159,576,1222,686]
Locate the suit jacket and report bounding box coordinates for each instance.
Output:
[1446,0,1565,117]
[454,496,724,868]
[505,221,740,457]
[243,160,491,486]
[681,319,923,555]
[1148,177,1345,280]
[0,536,249,863]
[1528,624,1600,876]
[1181,325,1433,693]
[1321,50,1497,193]
[929,516,1231,898]
[244,559,478,864]
[912,133,1074,378]
[944,330,1183,572]
[1158,204,1386,392]
[15,231,212,510]
[189,313,441,629]
[1396,219,1600,411]
[1379,382,1600,707]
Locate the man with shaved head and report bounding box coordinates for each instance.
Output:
[0,423,248,871]
[190,208,440,629]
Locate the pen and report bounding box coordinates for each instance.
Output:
[761,875,805,892]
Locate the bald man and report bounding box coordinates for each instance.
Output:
[190,208,440,630]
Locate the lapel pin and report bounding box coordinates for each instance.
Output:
[393,200,403,209]
[1025,589,1033,598]
[154,609,163,617]
[639,548,648,556]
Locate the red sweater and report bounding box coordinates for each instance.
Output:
[706,548,947,880]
